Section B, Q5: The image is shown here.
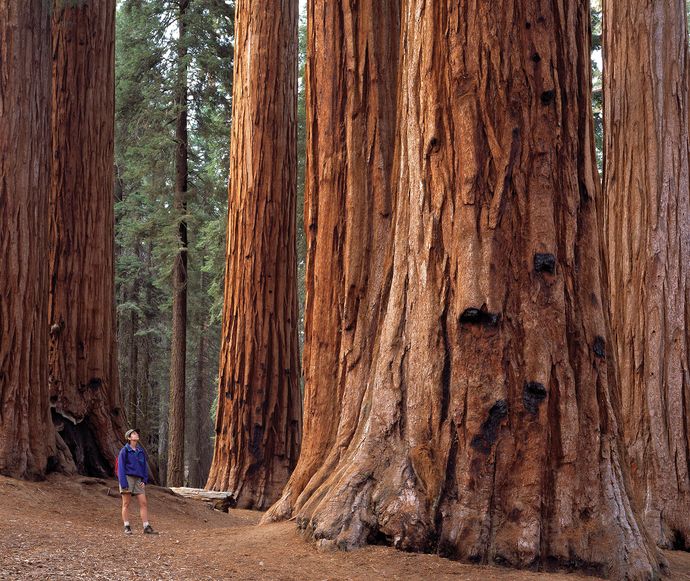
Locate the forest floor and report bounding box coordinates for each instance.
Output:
[1,474,689,581]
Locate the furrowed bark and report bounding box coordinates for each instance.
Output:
[264,0,400,523]
[0,0,57,480]
[603,0,690,550]
[206,0,302,509]
[277,1,664,578]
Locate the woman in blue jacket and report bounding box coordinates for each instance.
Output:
[117,429,158,535]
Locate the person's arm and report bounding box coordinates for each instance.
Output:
[117,448,128,489]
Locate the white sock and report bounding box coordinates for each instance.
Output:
[124,521,130,527]
[143,521,149,528]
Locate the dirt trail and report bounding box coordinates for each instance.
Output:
[1,474,688,580]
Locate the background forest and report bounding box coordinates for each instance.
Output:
[114,0,307,486]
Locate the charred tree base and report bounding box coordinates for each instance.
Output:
[51,411,113,478]
[643,504,690,552]
[54,432,77,476]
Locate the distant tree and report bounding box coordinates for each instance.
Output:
[166,0,191,488]
[115,0,176,477]
[184,0,235,488]
[114,0,233,484]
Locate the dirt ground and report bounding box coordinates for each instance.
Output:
[0,474,688,580]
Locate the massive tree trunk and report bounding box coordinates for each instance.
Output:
[267,1,663,578]
[167,0,190,487]
[206,0,301,509]
[603,0,690,550]
[0,0,57,480]
[264,0,400,522]
[49,0,125,477]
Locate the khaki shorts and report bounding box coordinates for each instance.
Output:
[119,475,145,496]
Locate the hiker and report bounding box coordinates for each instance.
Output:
[117,429,158,535]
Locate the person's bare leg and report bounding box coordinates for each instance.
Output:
[137,492,149,524]
[121,493,131,524]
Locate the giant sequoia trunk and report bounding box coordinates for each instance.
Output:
[603,0,690,550]
[167,0,190,487]
[0,1,57,480]
[49,0,126,477]
[206,0,301,509]
[264,0,400,522]
[267,1,663,578]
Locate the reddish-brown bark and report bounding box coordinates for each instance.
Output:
[0,0,57,480]
[603,0,690,550]
[49,0,126,477]
[267,1,663,578]
[205,0,302,509]
[264,0,400,522]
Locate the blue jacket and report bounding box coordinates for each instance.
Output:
[117,444,148,488]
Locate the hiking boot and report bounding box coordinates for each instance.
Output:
[143,524,158,535]
[124,525,132,535]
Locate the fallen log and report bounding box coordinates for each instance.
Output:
[168,487,236,512]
